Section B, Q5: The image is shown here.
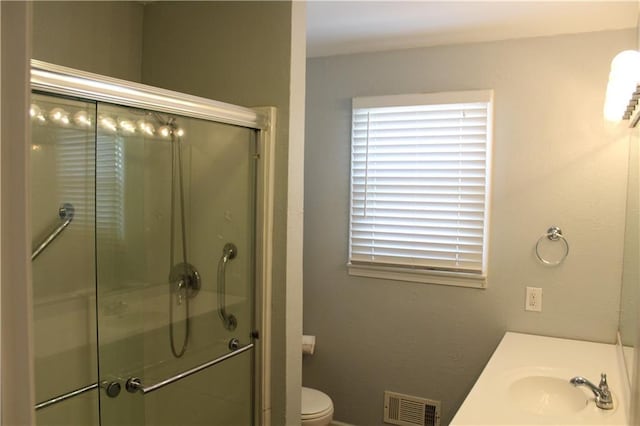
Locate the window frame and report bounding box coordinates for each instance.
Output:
[347,90,494,288]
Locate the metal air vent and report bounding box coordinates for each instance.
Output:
[384,391,441,426]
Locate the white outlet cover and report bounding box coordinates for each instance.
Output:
[525,287,542,312]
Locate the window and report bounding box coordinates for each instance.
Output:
[348,90,493,288]
[96,133,125,243]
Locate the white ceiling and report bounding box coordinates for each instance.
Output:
[306,1,638,57]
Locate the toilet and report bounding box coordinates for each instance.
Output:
[301,387,334,426]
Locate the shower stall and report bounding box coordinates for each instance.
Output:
[29,61,274,426]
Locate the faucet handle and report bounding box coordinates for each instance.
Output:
[599,373,609,391]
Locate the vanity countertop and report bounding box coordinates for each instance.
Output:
[450,332,628,425]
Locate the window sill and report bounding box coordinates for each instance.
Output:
[347,263,487,289]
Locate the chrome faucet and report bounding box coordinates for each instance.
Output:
[569,373,614,410]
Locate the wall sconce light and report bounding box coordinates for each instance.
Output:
[604,50,640,125]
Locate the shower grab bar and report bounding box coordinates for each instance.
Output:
[125,342,254,395]
[31,203,75,261]
[217,243,238,331]
[35,382,98,410]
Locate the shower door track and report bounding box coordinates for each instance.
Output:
[31,60,269,130]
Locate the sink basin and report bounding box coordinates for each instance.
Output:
[509,376,589,416]
[451,333,626,425]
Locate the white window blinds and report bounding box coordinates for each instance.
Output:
[96,134,125,243]
[349,91,492,280]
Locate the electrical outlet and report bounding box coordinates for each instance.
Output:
[525,287,542,312]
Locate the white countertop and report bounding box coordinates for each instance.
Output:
[450,332,628,425]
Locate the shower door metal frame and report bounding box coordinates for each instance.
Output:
[30,59,276,426]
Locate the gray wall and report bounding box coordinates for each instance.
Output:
[140,3,294,423]
[32,1,144,82]
[303,29,634,425]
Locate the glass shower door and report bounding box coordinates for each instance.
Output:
[31,93,99,426]
[95,102,257,426]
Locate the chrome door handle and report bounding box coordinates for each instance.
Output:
[126,342,253,394]
[35,382,98,410]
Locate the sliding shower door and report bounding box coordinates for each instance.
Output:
[31,93,99,426]
[31,91,259,426]
[95,103,257,426]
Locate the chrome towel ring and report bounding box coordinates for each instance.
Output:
[535,226,569,266]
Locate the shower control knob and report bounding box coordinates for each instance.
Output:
[225,315,238,331]
[102,381,122,398]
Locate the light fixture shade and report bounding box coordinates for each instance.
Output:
[604,50,640,122]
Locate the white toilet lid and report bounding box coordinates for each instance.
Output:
[301,387,333,416]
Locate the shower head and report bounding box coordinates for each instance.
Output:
[150,112,176,127]
[150,113,184,139]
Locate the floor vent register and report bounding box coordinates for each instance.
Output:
[383,390,441,426]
